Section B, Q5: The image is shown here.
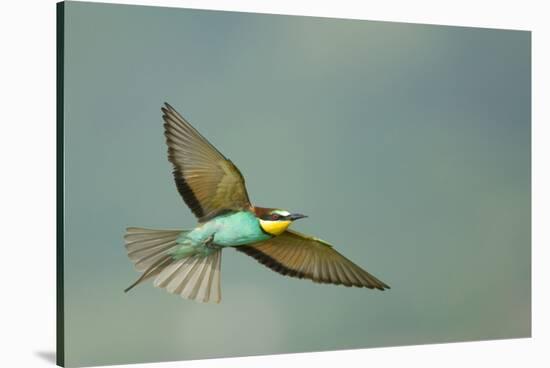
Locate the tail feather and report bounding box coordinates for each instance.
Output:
[124,227,222,303]
[196,252,221,302]
[154,252,222,303]
[123,255,172,293]
[125,227,181,272]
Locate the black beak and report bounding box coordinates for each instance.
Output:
[289,213,307,221]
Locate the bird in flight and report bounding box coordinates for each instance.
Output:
[124,103,389,303]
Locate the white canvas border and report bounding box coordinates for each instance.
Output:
[0,1,546,367]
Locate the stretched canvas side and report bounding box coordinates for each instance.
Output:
[56,2,65,367]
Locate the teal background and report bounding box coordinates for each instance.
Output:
[61,2,531,367]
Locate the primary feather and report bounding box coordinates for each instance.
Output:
[162,103,251,222]
[236,229,390,290]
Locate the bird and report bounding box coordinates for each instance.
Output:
[124,103,390,303]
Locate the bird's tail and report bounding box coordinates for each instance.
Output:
[123,227,222,303]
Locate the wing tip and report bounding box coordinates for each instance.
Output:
[161,102,182,125]
[311,278,390,290]
[361,277,390,291]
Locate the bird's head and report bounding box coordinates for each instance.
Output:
[254,207,307,236]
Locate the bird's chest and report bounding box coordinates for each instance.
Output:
[206,212,271,247]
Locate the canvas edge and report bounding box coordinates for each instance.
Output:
[56,1,65,367]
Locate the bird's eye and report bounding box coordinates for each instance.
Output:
[271,214,280,221]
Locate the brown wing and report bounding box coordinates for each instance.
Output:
[236,229,390,290]
[162,103,252,221]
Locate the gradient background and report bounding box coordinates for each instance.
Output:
[61,2,531,367]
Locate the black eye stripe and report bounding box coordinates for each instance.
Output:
[262,213,286,221]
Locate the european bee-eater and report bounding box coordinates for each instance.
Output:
[124,103,389,303]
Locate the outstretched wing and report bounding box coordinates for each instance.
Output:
[162,103,252,221]
[236,229,390,290]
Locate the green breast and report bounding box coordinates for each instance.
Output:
[182,211,271,247]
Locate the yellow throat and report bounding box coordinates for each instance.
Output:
[259,219,292,236]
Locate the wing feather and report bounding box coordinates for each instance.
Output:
[162,103,251,221]
[236,229,389,290]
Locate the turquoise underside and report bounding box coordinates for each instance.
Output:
[171,211,271,258]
